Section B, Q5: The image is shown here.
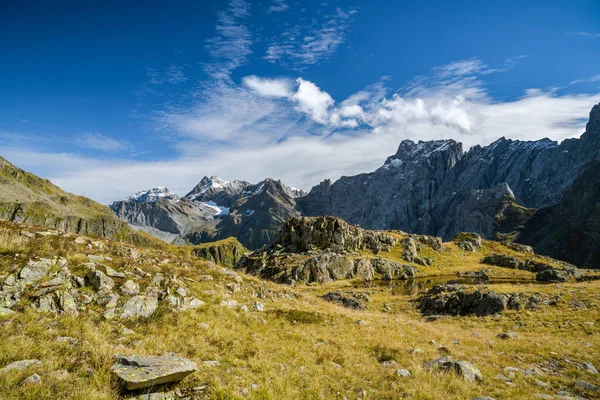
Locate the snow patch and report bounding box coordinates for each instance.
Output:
[203,201,230,216]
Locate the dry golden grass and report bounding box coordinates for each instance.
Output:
[0,222,598,400]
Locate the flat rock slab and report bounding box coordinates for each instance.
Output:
[112,354,197,391]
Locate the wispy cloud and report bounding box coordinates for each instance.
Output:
[265,7,355,70]
[268,0,289,13]
[570,74,600,85]
[565,31,600,38]
[73,133,130,152]
[204,0,253,80]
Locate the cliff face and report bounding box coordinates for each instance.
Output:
[517,161,600,269]
[0,157,155,246]
[299,103,600,241]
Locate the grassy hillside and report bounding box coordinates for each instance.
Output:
[0,220,598,399]
[0,156,160,247]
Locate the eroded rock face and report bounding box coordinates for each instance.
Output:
[111,354,197,391]
[277,216,398,253]
[238,216,421,284]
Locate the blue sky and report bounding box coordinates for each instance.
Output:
[1,0,599,203]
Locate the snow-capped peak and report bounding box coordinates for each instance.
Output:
[125,187,178,202]
[185,176,249,201]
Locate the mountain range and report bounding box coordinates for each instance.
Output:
[1,103,599,268]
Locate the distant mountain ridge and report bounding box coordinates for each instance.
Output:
[107,103,600,268]
[299,103,600,242]
[110,176,301,248]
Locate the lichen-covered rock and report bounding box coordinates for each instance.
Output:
[120,280,140,296]
[192,238,247,267]
[121,295,158,319]
[18,259,62,285]
[0,359,42,373]
[322,291,369,310]
[417,284,514,316]
[412,235,444,251]
[536,266,584,282]
[454,233,483,252]
[372,259,418,280]
[111,354,197,391]
[85,270,114,291]
[442,360,483,382]
[481,254,522,269]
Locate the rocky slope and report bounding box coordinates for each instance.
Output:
[1,218,599,399]
[517,161,600,269]
[299,102,600,242]
[0,156,155,246]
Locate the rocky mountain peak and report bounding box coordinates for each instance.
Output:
[185,176,250,203]
[124,187,178,203]
[388,139,463,172]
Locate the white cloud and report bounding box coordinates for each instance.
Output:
[570,74,600,85]
[268,0,289,13]
[242,75,293,97]
[290,78,334,124]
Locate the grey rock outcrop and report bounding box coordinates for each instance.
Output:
[417,284,515,316]
[238,216,423,284]
[276,216,398,253]
[111,354,197,391]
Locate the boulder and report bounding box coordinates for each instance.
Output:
[455,233,483,252]
[412,235,443,251]
[0,359,42,373]
[417,284,512,316]
[401,237,419,261]
[0,307,15,317]
[105,266,126,279]
[354,259,375,281]
[18,259,54,285]
[481,254,522,269]
[120,280,140,296]
[85,270,115,291]
[322,291,369,310]
[111,354,197,391]
[536,266,584,282]
[372,259,418,280]
[424,356,482,382]
[121,295,158,319]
